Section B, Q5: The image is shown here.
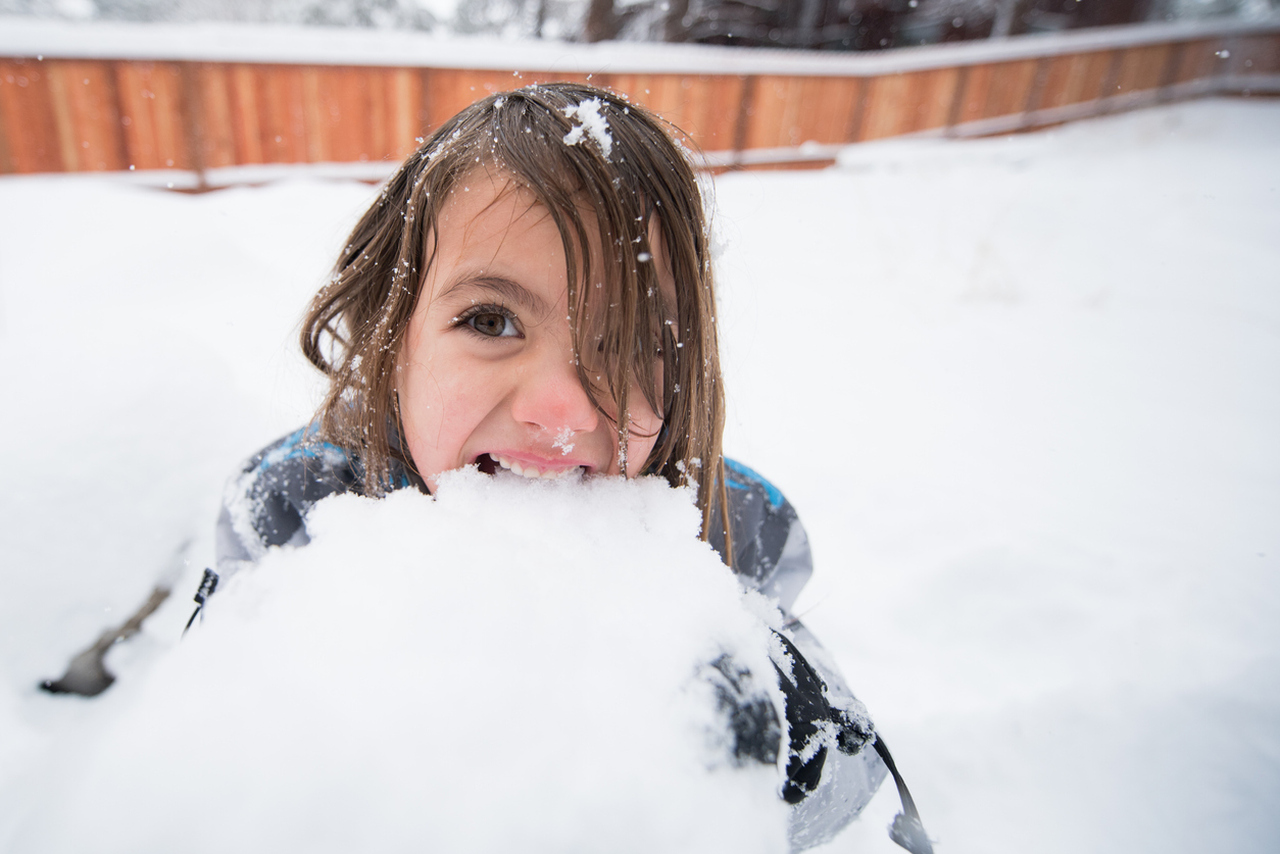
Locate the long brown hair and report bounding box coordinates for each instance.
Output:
[300,82,731,558]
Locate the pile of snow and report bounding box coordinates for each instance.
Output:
[0,97,1277,854]
[11,470,789,853]
[714,98,1280,854]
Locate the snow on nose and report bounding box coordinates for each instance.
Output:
[552,426,576,456]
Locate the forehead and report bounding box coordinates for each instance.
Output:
[417,172,562,319]
[426,165,677,324]
[436,170,554,253]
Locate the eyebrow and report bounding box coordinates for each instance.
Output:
[437,275,552,318]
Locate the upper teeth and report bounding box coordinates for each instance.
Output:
[492,454,582,480]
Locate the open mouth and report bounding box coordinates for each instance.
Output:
[475,453,586,481]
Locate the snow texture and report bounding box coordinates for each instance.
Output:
[0,98,1278,854]
[562,97,613,159]
[11,470,789,853]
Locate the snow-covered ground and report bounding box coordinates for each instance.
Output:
[1,97,1277,852]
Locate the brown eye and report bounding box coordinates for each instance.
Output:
[467,311,517,338]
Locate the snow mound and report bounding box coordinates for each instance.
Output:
[20,469,789,854]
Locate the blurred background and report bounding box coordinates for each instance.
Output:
[2,0,1278,177]
[1,0,1277,46]
[1,4,1278,854]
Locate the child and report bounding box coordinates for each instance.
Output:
[207,83,926,852]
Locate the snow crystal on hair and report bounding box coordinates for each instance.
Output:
[562,98,613,159]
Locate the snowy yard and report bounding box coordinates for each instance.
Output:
[1,97,1277,852]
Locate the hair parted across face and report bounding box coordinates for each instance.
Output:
[300,82,730,553]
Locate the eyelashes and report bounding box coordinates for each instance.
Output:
[452,302,672,369]
[453,303,522,339]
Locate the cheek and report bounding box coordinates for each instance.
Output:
[397,356,440,464]
[402,366,470,446]
[397,337,501,478]
[397,328,434,425]
[398,333,460,460]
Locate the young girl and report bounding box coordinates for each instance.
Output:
[207,83,926,852]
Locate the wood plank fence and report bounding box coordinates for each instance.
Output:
[1,17,1277,182]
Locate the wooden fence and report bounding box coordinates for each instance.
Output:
[1,17,1277,181]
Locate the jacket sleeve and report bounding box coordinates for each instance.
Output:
[777,620,889,850]
[214,426,359,583]
[718,459,889,850]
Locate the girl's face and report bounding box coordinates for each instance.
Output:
[397,171,665,493]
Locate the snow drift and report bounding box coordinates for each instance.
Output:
[2,97,1278,854]
[14,470,790,854]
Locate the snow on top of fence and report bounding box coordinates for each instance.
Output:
[1,14,1277,76]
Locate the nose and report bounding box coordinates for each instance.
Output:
[508,344,601,436]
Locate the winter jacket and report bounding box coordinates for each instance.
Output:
[209,425,889,850]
